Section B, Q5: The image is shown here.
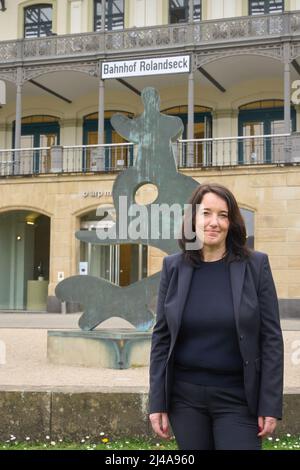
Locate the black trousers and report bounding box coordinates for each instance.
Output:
[168,379,262,450]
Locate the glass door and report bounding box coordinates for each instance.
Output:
[83,112,133,172]
[19,135,34,175]
[81,241,148,286]
[240,122,264,164]
[39,133,57,173]
[14,118,59,174]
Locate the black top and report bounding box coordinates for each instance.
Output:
[173,257,244,387]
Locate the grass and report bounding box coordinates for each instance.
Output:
[0,435,300,450]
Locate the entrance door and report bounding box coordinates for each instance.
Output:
[0,211,50,310]
[81,241,147,286]
[80,209,148,286]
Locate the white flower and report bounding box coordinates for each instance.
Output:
[287,433,291,437]
[59,438,63,442]
[81,439,85,443]
[275,438,280,441]
[50,441,56,446]
[25,437,30,441]
[46,435,50,440]
[100,432,105,436]
[85,436,90,439]
[10,436,16,441]
[268,437,273,441]
[274,445,278,449]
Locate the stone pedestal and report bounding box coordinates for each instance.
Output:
[27,280,49,311]
[47,329,152,369]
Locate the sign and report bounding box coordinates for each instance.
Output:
[82,190,112,198]
[79,262,88,275]
[101,55,190,79]
[0,80,6,105]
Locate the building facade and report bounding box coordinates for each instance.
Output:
[0,0,300,314]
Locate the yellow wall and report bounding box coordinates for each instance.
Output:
[1,166,300,298]
[1,1,297,41]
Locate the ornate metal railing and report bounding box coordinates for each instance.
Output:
[1,134,299,177]
[0,143,135,176]
[0,11,300,64]
[177,133,300,168]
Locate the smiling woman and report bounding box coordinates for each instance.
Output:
[149,183,284,450]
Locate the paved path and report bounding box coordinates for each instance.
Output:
[0,313,133,329]
[0,314,299,392]
[0,313,299,330]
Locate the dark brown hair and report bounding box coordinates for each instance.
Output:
[178,183,252,266]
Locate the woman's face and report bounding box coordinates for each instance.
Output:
[195,192,230,249]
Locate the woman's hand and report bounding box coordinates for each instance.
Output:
[149,412,171,439]
[257,416,277,438]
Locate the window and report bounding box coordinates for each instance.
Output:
[249,0,284,16]
[13,115,59,174]
[238,100,295,163]
[24,4,53,38]
[94,0,124,31]
[169,0,201,24]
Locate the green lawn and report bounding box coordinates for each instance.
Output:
[0,435,299,450]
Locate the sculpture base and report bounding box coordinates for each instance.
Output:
[47,329,152,369]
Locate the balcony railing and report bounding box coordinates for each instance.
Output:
[0,12,300,64]
[177,133,300,168]
[0,134,299,177]
[0,143,135,176]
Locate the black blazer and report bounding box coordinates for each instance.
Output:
[149,250,284,418]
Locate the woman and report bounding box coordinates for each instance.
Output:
[149,183,284,450]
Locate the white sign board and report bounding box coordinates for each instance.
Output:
[0,80,6,105]
[79,262,88,275]
[101,55,190,79]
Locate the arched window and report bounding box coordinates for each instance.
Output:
[249,0,284,16]
[94,0,124,31]
[169,0,201,24]
[24,3,53,38]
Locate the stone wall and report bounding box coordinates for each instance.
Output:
[0,389,299,441]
